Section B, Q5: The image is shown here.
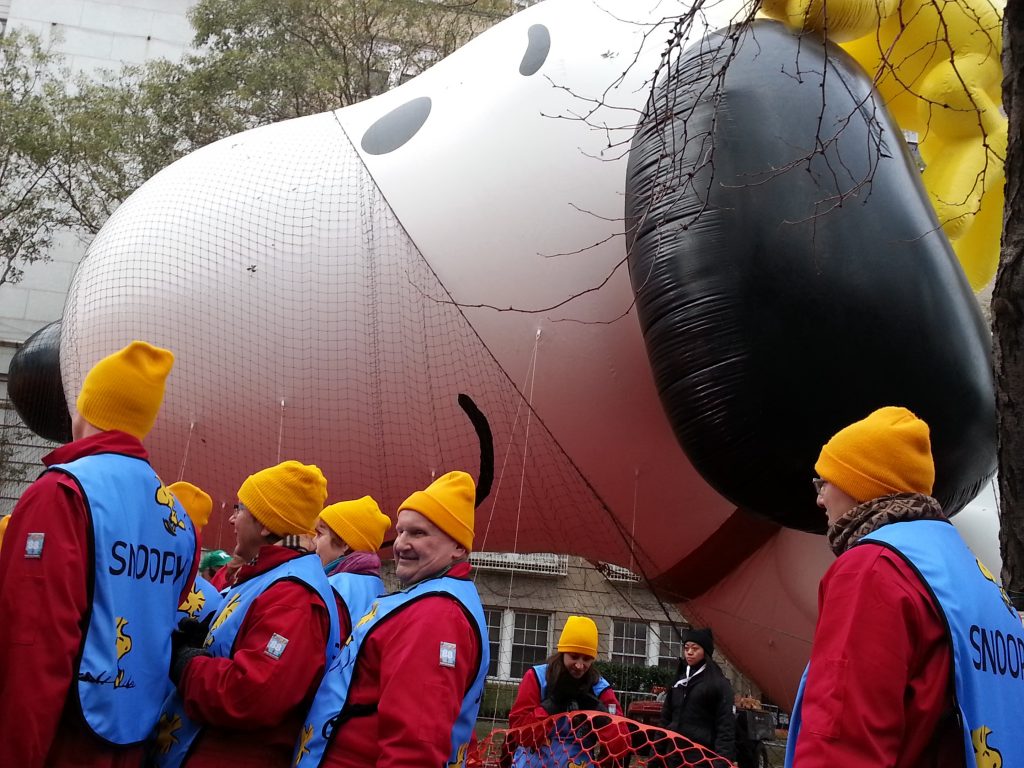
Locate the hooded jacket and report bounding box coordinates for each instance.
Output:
[661,656,736,760]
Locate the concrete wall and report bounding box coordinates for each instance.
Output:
[6,0,195,76]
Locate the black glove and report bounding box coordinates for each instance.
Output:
[170,645,211,686]
[575,691,609,713]
[171,613,214,656]
[540,696,562,715]
[169,613,214,685]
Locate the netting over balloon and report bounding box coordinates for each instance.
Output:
[471,713,734,768]
[60,112,646,572]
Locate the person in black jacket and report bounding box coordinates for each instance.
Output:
[660,627,736,761]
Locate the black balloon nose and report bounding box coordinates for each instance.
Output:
[9,320,72,444]
[625,21,995,532]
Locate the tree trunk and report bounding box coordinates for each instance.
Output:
[993,0,1024,609]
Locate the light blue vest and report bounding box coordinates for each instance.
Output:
[786,520,1024,767]
[512,663,613,768]
[295,573,489,767]
[153,553,340,767]
[328,571,385,633]
[531,662,612,701]
[177,574,223,623]
[50,453,196,746]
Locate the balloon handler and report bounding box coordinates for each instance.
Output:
[151,460,340,768]
[506,616,622,767]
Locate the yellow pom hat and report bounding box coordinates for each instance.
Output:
[168,481,213,530]
[76,340,174,440]
[319,496,390,553]
[238,460,328,537]
[558,615,599,657]
[815,406,935,503]
[399,471,475,552]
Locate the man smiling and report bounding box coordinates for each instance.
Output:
[296,471,489,768]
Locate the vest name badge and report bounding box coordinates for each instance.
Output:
[265,633,289,659]
[439,641,457,668]
[25,532,44,558]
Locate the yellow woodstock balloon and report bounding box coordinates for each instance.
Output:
[761,0,1006,288]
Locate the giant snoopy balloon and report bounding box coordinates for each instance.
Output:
[8,0,1001,708]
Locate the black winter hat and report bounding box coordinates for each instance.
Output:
[681,627,714,658]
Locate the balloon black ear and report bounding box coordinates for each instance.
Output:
[458,393,493,508]
[624,20,994,532]
[9,320,72,444]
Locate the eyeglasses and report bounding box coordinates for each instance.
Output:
[812,478,827,495]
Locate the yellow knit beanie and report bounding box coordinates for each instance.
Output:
[815,406,935,503]
[319,496,390,552]
[76,341,174,440]
[238,460,328,537]
[399,471,475,552]
[558,615,599,657]
[0,515,9,551]
[169,481,212,530]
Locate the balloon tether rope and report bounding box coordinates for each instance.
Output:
[177,421,195,481]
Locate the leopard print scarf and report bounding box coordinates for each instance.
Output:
[826,492,947,556]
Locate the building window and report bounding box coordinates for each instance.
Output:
[658,624,684,669]
[510,611,550,678]
[611,619,648,665]
[483,607,502,677]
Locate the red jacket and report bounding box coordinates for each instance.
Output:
[179,545,332,767]
[508,665,622,729]
[0,431,197,768]
[323,561,482,768]
[792,542,963,768]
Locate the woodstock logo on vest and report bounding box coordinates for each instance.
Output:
[49,453,196,746]
[177,574,223,623]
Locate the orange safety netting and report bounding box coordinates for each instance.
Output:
[469,712,735,768]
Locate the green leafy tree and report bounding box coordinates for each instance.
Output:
[188,0,519,119]
[0,30,69,286]
[49,0,521,234]
[49,60,232,234]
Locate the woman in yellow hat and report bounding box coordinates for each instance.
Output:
[508,615,621,766]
